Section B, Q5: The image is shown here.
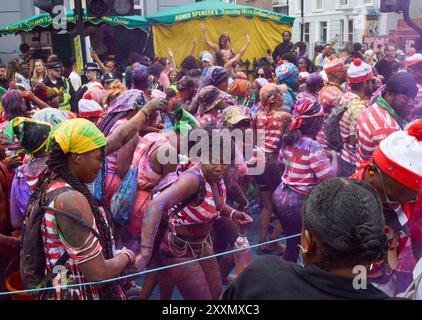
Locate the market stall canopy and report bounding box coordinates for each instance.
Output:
[146,0,295,67]
[0,11,148,36]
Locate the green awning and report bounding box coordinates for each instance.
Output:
[146,0,294,26]
[0,12,148,36]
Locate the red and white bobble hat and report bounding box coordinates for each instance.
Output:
[299,71,310,82]
[347,58,373,84]
[78,99,104,119]
[406,53,422,68]
[373,120,422,191]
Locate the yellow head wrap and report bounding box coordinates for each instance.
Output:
[47,118,106,154]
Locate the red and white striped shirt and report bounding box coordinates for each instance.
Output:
[171,165,227,226]
[356,100,402,162]
[255,110,291,153]
[41,181,102,300]
[279,136,336,195]
[317,82,344,147]
[338,93,368,166]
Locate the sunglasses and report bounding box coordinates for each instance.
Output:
[375,165,418,205]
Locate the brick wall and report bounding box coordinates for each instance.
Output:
[236,0,274,11]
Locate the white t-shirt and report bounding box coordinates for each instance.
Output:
[69,71,82,92]
[316,54,329,69]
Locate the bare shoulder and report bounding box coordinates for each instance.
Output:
[54,190,95,248]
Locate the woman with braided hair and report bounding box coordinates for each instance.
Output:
[24,99,166,300]
[223,178,391,300]
[273,97,337,262]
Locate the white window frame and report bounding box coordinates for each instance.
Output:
[320,21,328,43]
[314,0,323,12]
[337,0,349,9]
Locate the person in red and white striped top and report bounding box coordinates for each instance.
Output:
[357,72,418,162]
[337,58,374,177]
[317,58,346,148]
[254,83,291,254]
[273,97,337,262]
[137,130,253,300]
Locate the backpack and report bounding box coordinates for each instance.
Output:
[110,140,162,226]
[324,103,349,152]
[20,187,99,292]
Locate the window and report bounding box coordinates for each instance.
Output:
[274,6,289,15]
[340,0,348,5]
[340,19,344,44]
[316,0,323,10]
[304,22,310,43]
[348,19,354,43]
[320,21,327,43]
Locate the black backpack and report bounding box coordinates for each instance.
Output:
[20,187,99,292]
[324,104,349,152]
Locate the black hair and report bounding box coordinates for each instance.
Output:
[294,41,307,55]
[180,55,201,71]
[157,57,168,68]
[19,43,30,53]
[69,57,76,65]
[282,31,292,38]
[25,142,122,299]
[148,63,163,78]
[0,64,5,69]
[281,52,298,66]
[353,42,363,52]
[314,45,324,53]
[349,82,364,91]
[282,116,324,146]
[166,87,177,99]
[189,68,202,78]
[303,178,387,271]
[254,65,272,80]
[323,44,331,49]
[128,52,141,65]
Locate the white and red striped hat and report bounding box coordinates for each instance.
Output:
[406,53,422,68]
[373,120,422,191]
[78,99,104,119]
[347,58,373,84]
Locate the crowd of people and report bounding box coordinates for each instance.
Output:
[0,27,422,300]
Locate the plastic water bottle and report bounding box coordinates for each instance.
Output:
[162,114,173,132]
[234,229,253,275]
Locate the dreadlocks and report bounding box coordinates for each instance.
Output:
[26,141,123,300]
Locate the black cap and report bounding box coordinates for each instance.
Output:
[45,61,62,69]
[101,72,116,84]
[85,62,100,71]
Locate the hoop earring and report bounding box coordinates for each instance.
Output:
[297,244,308,255]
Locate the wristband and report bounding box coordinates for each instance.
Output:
[229,209,236,221]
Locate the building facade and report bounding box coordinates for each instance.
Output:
[288,0,422,55]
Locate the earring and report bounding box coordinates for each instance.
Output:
[297,244,308,255]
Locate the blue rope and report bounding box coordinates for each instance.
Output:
[0,233,301,296]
